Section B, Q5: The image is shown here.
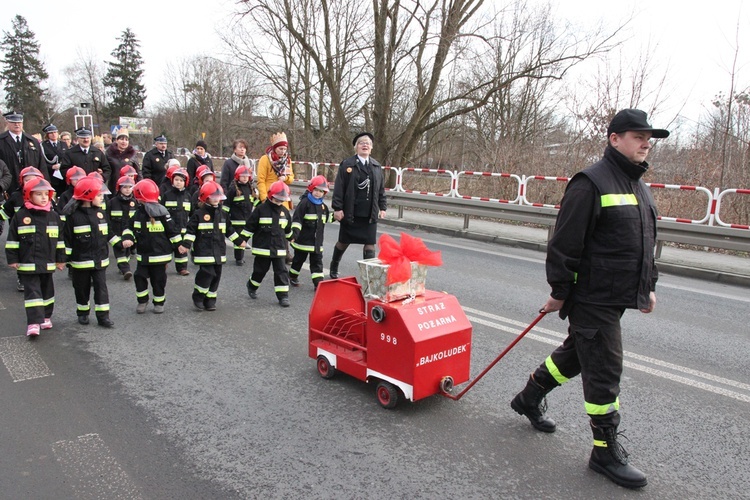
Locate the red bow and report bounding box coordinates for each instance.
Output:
[377,233,442,284]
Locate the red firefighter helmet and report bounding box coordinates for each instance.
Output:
[198,181,226,203]
[307,175,329,193]
[23,177,55,202]
[133,179,160,203]
[120,165,138,177]
[268,180,291,202]
[19,166,43,185]
[73,177,106,202]
[165,163,181,181]
[234,165,253,181]
[171,168,189,182]
[196,165,214,185]
[116,175,135,191]
[87,171,105,183]
[66,166,86,185]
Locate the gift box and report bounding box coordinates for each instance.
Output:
[358,258,427,302]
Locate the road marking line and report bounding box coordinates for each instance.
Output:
[0,336,54,382]
[657,282,750,303]
[465,310,750,403]
[52,433,143,500]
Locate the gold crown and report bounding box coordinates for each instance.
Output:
[270,132,287,146]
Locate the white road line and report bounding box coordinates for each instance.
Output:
[657,281,750,303]
[0,336,54,382]
[465,309,750,403]
[52,433,143,500]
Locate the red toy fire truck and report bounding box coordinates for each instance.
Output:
[309,276,472,408]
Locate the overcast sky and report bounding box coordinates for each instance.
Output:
[3,0,750,131]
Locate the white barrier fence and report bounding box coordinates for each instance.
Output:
[174,156,749,231]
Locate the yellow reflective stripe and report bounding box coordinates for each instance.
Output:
[147,221,165,232]
[197,223,213,230]
[149,254,173,263]
[25,298,45,308]
[545,356,569,385]
[291,222,302,230]
[311,272,325,279]
[600,193,638,207]
[259,217,272,224]
[74,225,92,234]
[194,256,217,264]
[56,241,65,249]
[95,303,110,312]
[252,248,271,256]
[593,439,607,448]
[164,201,178,207]
[136,289,149,298]
[292,242,315,252]
[47,263,56,271]
[303,214,318,220]
[169,235,182,244]
[18,263,36,272]
[183,234,196,242]
[274,285,289,293]
[47,227,59,237]
[6,241,20,249]
[110,210,124,216]
[194,283,209,294]
[183,202,191,211]
[585,397,619,416]
[99,223,108,234]
[18,225,36,234]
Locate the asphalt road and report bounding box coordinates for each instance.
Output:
[0,223,748,499]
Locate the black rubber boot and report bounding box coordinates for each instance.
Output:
[329,246,345,279]
[589,423,648,489]
[510,375,557,433]
[363,248,376,260]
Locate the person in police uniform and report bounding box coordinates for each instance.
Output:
[142,134,175,187]
[510,109,668,490]
[41,123,68,196]
[0,111,48,194]
[60,128,112,185]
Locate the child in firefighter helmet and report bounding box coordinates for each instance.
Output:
[1,166,46,292]
[225,164,259,266]
[289,175,332,289]
[5,177,66,337]
[108,175,138,280]
[121,179,183,314]
[242,180,293,307]
[63,176,117,328]
[179,181,243,311]
[161,167,192,276]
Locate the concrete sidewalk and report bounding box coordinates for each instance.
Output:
[383,207,750,287]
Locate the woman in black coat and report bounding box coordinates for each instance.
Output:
[105,128,140,193]
[329,132,386,278]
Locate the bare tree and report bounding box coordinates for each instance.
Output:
[232,0,621,168]
[155,56,262,155]
[62,49,107,129]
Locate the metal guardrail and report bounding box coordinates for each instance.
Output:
[178,155,749,255]
[289,182,750,255]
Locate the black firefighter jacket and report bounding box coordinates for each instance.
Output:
[241,199,292,258]
[5,206,66,273]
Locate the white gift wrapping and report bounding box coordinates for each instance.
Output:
[357,258,427,302]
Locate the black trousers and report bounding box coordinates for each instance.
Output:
[248,256,289,299]
[113,245,134,274]
[134,263,168,305]
[71,268,110,319]
[193,264,222,308]
[533,303,625,427]
[290,251,324,287]
[20,273,55,325]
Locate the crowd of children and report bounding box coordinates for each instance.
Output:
[4,157,335,338]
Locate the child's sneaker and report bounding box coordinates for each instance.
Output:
[123,271,133,280]
[279,297,290,307]
[153,304,164,314]
[26,324,40,337]
[136,302,148,314]
[289,277,300,287]
[41,318,53,330]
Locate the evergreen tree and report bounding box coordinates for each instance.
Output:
[103,28,146,122]
[1,15,51,131]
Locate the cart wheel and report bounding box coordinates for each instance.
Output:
[376,381,399,409]
[316,355,336,379]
